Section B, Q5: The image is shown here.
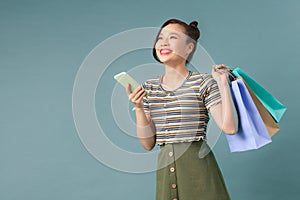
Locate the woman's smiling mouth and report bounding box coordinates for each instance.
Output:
[159,48,172,55]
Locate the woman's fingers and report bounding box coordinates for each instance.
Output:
[134,95,146,108]
[212,64,228,76]
[129,88,146,103]
[212,64,229,83]
[213,64,227,71]
[126,83,132,96]
[126,85,146,104]
[126,84,142,96]
[135,90,146,102]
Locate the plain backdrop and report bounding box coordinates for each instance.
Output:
[0,0,299,199]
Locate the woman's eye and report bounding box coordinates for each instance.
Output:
[170,36,177,39]
[157,36,163,40]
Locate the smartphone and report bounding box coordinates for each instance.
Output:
[114,72,141,92]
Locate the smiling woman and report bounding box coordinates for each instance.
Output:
[125,18,237,200]
[153,19,200,64]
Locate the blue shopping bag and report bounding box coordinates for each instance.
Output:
[226,78,272,152]
[232,67,287,122]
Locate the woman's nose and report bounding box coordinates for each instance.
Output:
[161,38,169,46]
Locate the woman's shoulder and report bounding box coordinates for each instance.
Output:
[190,71,213,81]
[142,76,160,90]
[189,71,217,89]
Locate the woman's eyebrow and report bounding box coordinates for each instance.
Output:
[169,32,180,36]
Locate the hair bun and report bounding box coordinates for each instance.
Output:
[189,21,198,28]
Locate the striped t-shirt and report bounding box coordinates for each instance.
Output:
[142,71,222,145]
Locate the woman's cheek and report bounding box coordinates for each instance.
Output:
[172,45,185,58]
[154,42,160,50]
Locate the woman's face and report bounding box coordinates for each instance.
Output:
[155,23,194,64]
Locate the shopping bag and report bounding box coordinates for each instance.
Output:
[244,82,280,137]
[231,67,287,122]
[226,78,272,152]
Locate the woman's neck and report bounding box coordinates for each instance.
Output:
[161,62,190,90]
[164,61,189,78]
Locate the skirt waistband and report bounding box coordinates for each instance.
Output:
[159,139,205,148]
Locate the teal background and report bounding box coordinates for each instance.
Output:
[0,0,299,199]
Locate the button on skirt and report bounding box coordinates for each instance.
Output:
[156,140,231,200]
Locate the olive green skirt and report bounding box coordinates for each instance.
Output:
[156,140,231,200]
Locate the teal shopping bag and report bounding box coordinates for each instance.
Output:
[231,67,287,122]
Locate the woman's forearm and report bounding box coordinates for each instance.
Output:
[135,107,156,150]
[217,80,238,134]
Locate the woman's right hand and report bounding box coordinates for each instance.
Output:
[126,84,147,109]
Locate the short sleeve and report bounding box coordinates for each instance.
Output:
[142,82,150,115]
[200,74,222,111]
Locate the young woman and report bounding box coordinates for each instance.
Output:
[126,19,238,200]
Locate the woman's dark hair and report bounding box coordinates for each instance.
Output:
[152,19,201,63]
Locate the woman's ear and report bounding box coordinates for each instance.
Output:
[186,42,194,55]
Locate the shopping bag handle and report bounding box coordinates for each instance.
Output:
[215,68,236,82]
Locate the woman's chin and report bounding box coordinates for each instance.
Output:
[158,57,170,63]
[160,57,186,65]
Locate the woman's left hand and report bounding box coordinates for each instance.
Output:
[212,64,229,83]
